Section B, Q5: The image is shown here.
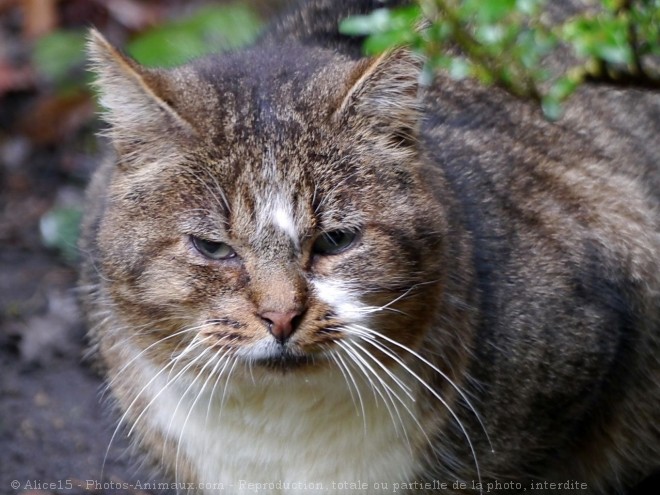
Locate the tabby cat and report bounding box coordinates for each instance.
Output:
[79,0,660,493]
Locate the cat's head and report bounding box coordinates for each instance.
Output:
[88,30,451,377]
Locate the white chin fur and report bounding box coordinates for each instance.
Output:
[129,344,422,494]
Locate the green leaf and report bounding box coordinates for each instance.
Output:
[128,4,262,67]
[349,0,660,120]
[388,4,423,28]
[363,29,415,54]
[342,5,421,54]
[476,24,506,44]
[548,75,580,100]
[448,57,471,79]
[541,74,581,120]
[340,5,420,37]
[33,30,87,85]
[339,9,393,36]
[541,96,563,120]
[428,16,454,39]
[462,0,517,23]
[601,0,625,12]
[40,207,83,263]
[515,0,544,16]
[562,15,633,66]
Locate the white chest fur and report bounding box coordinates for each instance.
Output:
[134,355,423,494]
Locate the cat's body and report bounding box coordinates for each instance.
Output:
[80,1,660,493]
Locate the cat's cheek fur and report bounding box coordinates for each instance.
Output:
[311,278,366,322]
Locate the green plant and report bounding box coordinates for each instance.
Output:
[40,207,83,263]
[340,0,660,119]
[33,29,89,91]
[127,4,263,67]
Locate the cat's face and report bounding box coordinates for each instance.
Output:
[92,38,449,377]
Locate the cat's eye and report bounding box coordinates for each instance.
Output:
[312,230,358,255]
[191,236,236,260]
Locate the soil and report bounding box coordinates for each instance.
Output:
[0,155,166,494]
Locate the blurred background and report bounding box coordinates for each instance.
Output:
[0,1,287,493]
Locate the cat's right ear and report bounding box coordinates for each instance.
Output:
[336,49,424,150]
[87,29,196,157]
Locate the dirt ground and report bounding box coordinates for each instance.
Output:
[0,127,165,494]
[0,221,158,495]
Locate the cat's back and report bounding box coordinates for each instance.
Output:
[420,53,660,493]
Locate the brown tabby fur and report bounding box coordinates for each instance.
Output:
[79,0,660,493]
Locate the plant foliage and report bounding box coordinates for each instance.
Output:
[340,0,660,119]
[127,4,262,67]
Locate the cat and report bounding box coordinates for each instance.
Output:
[79,0,660,493]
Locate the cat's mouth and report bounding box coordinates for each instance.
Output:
[248,344,321,372]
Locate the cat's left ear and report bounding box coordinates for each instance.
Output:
[337,49,424,148]
[87,29,196,158]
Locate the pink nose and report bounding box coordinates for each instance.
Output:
[260,310,301,342]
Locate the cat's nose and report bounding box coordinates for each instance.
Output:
[260,310,302,342]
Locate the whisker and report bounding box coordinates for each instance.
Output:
[347,335,446,463]
[349,324,492,451]
[164,329,216,382]
[219,355,241,416]
[104,321,207,392]
[346,326,487,489]
[331,346,368,433]
[355,280,441,318]
[173,340,221,485]
[101,354,179,481]
[205,347,237,423]
[335,340,378,405]
[326,347,359,414]
[350,341,415,400]
[344,340,414,449]
[129,336,211,442]
[336,340,405,440]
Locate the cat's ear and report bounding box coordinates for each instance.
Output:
[337,49,424,148]
[87,29,196,156]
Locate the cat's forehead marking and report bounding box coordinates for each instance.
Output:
[272,201,297,242]
[250,146,300,247]
[254,190,299,248]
